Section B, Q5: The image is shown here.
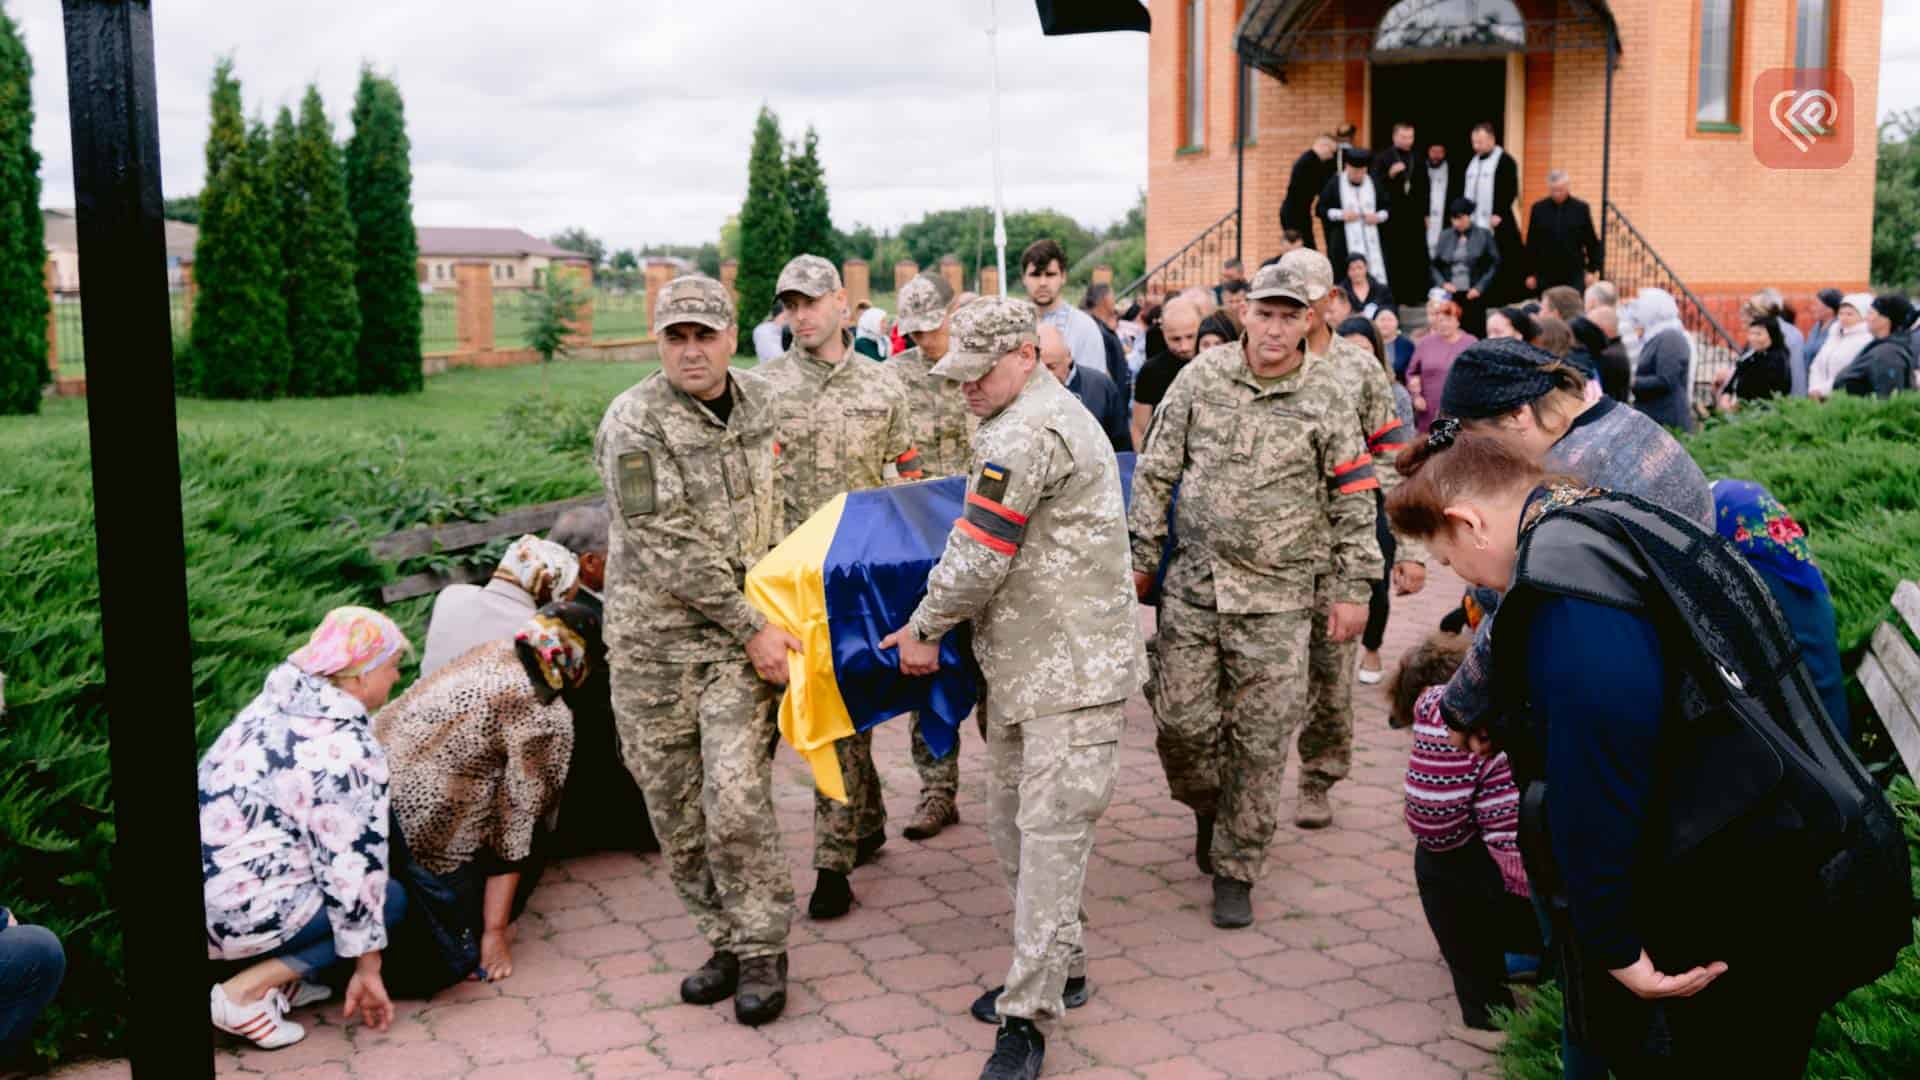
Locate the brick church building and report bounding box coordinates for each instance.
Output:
[1144,0,1882,333]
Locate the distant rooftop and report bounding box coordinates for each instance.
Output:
[416,226,591,261]
[43,208,198,262]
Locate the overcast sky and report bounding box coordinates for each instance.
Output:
[15,1,1920,253]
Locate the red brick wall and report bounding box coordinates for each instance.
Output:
[1145,0,1880,299]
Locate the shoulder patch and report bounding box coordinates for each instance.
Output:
[617,451,656,518]
[975,461,1011,504]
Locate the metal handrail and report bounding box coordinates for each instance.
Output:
[1602,201,1740,352]
[1119,208,1240,299]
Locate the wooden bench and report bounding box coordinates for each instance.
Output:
[370,493,602,604]
[1858,580,1920,784]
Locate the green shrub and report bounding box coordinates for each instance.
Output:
[346,67,423,395]
[0,7,48,415]
[0,361,648,1064]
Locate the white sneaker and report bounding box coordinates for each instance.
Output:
[210,984,306,1049]
[1356,659,1385,685]
[287,980,333,1009]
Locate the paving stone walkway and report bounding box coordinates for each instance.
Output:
[64,567,1498,1080]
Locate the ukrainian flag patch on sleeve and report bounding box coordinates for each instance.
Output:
[976,461,1010,504]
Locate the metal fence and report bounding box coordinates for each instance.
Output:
[493,288,537,351]
[591,287,647,342]
[49,288,192,375]
[1600,203,1742,413]
[421,290,458,354]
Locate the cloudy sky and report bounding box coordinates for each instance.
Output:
[15,1,1920,252]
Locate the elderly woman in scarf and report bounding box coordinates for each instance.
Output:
[375,600,602,992]
[419,535,580,676]
[1626,288,1696,432]
[1808,293,1874,399]
[1711,481,1847,738]
[201,608,411,1050]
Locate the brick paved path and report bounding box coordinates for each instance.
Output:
[65,567,1495,1080]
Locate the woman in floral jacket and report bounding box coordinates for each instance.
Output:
[200,607,411,1049]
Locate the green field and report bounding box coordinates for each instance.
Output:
[0,359,656,1064]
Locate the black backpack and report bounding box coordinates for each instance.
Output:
[1492,489,1911,1016]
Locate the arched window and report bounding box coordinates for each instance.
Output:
[1375,0,1527,55]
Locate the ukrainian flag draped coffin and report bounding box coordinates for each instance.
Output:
[747,453,1140,801]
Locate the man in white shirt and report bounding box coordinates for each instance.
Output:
[1021,238,1106,382]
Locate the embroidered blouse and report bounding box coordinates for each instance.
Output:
[199,663,392,961]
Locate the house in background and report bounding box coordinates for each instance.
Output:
[44,208,197,292]
[1145,0,1880,333]
[416,227,594,289]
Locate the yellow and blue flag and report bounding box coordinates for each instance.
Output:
[747,455,1142,801]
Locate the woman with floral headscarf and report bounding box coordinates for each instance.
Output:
[375,601,602,992]
[201,607,411,1049]
[419,535,580,676]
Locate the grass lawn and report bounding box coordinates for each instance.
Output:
[0,358,658,1065]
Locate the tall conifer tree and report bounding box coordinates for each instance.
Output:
[736,106,793,340]
[0,6,47,413]
[346,67,422,394]
[786,126,836,265]
[191,62,291,399]
[283,86,361,396]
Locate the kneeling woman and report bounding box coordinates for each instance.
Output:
[375,601,601,990]
[1384,428,1906,1077]
[202,607,411,1049]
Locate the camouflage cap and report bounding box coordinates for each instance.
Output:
[929,296,1037,382]
[1278,248,1334,301]
[895,273,955,335]
[775,254,842,298]
[653,274,735,333]
[1246,261,1311,306]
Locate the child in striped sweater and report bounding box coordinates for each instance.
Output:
[1391,633,1541,1050]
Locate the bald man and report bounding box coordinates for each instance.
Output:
[1132,298,1204,451]
[1041,324,1132,454]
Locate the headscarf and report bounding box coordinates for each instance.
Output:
[514,600,602,703]
[1438,339,1562,419]
[1839,292,1875,325]
[1630,288,1683,342]
[289,606,412,678]
[1711,480,1828,597]
[1816,288,1844,317]
[1568,315,1608,359]
[493,535,580,605]
[1197,310,1239,346]
[1870,293,1915,335]
[855,306,892,356]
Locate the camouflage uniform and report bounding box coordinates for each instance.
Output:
[594,275,792,959]
[906,297,1145,1034]
[1282,249,1422,801]
[891,273,978,812]
[1128,262,1382,885]
[759,255,921,873]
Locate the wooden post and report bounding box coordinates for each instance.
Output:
[843,258,870,308]
[59,0,215,1071]
[979,266,1000,297]
[643,260,676,338]
[44,257,57,374]
[939,255,963,296]
[893,259,919,290]
[178,260,195,334]
[559,262,593,346]
[454,260,494,356]
[1091,265,1113,287]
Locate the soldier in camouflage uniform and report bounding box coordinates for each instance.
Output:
[1279,248,1427,829]
[890,272,978,840]
[878,296,1144,1080]
[1128,262,1382,929]
[594,275,800,1027]
[757,254,922,920]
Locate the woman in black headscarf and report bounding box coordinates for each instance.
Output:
[1719,314,1793,410]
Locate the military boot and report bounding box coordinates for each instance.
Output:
[1194,811,1216,875]
[854,830,887,866]
[1294,781,1334,829]
[1211,876,1254,929]
[979,1017,1045,1080]
[808,868,854,919]
[734,952,788,1027]
[679,950,738,1005]
[969,976,1090,1024]
[903,797,959,841]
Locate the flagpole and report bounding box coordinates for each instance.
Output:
[988,0,1008,297]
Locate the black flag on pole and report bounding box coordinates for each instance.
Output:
[1035,0,1150,35]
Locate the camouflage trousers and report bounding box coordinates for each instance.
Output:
[1146,593,1313,884]
[611,658,792,959]
[813,730,886,872]
[910,714,959,807]
[985,695,1122,1035]
[1301,574,1357,791]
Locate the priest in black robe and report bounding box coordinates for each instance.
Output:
[1319,148,1390,287]
[1422,142,1463,263]
[1279,133,1337,252]
[1523,170,1603,295]
[1371,122,1428,307]
[1463,123,1524,304]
